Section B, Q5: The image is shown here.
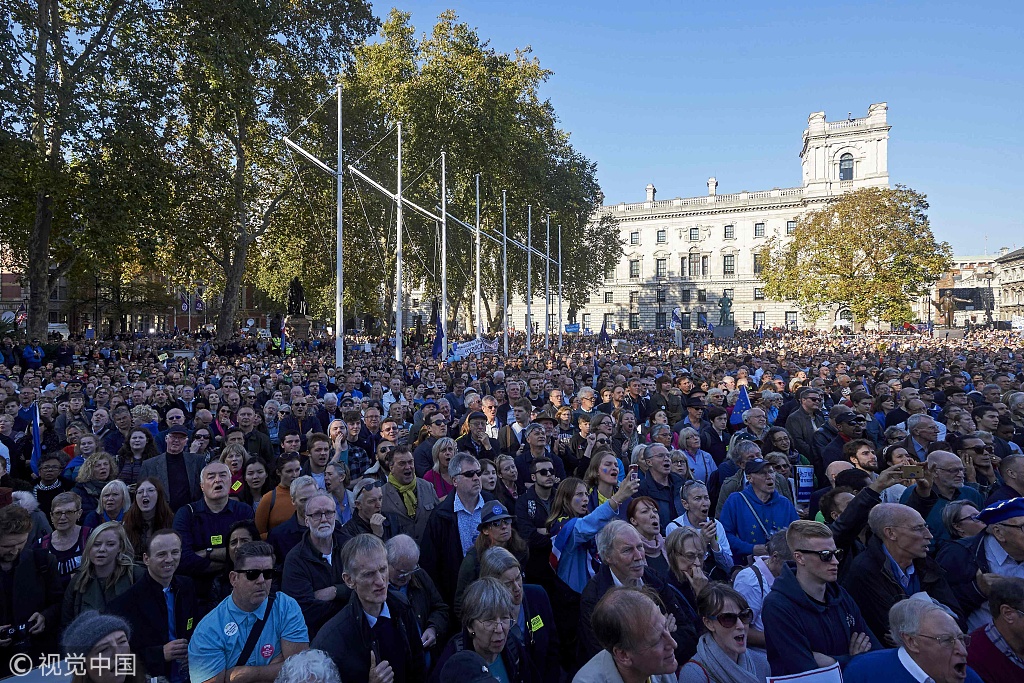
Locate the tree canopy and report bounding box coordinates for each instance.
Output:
[759,186,952,326]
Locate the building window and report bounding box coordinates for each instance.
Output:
[723,289,734,300]
[656,229,666,244]
[753,311,765,327]
[753,253,763,275]
[723,254,735,275]
[688,253,701,277]
[786,311,798,329]
[630,231,640,245]
[754,222,765,237]
[548,313,557,329]
[603,313,614,329]
[582,313,591,330]
[656,289,666,303]
[839,153,854,181]
[629,260,641,279]
[787,220,797,235]
[681,289,691,303]
[689,227,700,241]
[754,288,765,300]
[655,258,667,278]
[629,313,640,330]
[604,291,614,304]
[681,312,692,329]
[629,291,640,306]
[697,289,707,303]
[702,255,709,277]
[655,312,667,329]
[724,225,735,239]
[548,293,558,305]
[604,265,615,280]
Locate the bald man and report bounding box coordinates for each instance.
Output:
[809,462,854,521]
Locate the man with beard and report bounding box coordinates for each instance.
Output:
[845,438,879,476]
[281,491,351,639]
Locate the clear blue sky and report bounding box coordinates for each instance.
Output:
[399,0,1023,255]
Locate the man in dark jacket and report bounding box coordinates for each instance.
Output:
[637,443,684,529]
[785,387,826,461]
[842,504,963,642]
[109,529,197,683]
[577,521,697,668]
[420,454,496,605]
[0,502,64,677]
[311,534,426,683]
[514,457,558,592]
[386,534,448,652]
[266,476,318,570]
[762,520,880,676]
[281,492,350,639]
[237,405,274,463]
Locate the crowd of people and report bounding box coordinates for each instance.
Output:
[0,325,1023,683]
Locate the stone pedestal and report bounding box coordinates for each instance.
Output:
[712,326,735,339]
[284,315,311,340]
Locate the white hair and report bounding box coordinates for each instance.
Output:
[273,649,341,683]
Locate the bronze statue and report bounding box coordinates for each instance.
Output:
[931,291,969,327]
[718,293,733,327]
[287,277,306,316]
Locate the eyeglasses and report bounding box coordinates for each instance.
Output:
[914,633,971,648]
[998,521,1024,533]
[534,468,554,476]
[51,509,80,518]
[305,510,336,520]
[712,609,754,628]
[794,548,843,563]
[392,564,420,581]
[964,445,994,454]
[357,481,385,496]
[476,617,514,632]
[596,438,609,444]
[893,523,930,534]
[956,514,980,525]
[933,466,966,475]
[236,568,277,581]
[457,469,481,479]
[430,419,447,426]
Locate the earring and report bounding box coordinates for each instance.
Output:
[469,631,476,637]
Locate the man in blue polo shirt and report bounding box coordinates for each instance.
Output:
[188,540,308,682]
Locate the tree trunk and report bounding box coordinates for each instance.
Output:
[217,241,248,342]
[27,192,53,339]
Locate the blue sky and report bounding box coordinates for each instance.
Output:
[399,0,1022,255]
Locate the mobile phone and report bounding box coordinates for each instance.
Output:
[902,464,924,479]
[628,464,639,481]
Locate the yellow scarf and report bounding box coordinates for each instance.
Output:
[388,473,418,518]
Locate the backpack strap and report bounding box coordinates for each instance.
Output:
[751,563,765,599]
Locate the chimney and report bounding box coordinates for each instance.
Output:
[707,177,718,196]
[645,184,656,202]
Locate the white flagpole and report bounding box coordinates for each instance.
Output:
[502,190,508,356]
[545,214,550,349]
[558,224,563,350]
[335,78,344,370]
[395,122,403,363]
[475,173,481,339]
[441,151,448,349]
[526,205,532,354]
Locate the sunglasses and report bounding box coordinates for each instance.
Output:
[458,469,482,479]
[236,568,277,581]
[357,480,385,496]
[712,609,754,628]
[795,548,843,563]
[534,468,555,476]
[430,419,447,426]
[965,445,995,454]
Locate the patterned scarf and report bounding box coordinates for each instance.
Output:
[388,473,418,518]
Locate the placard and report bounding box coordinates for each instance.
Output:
[795,465,815,504]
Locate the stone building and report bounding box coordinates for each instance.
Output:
[509,103,891,333]
[996,247,1024,322]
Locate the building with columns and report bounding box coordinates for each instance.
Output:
[509,103,891,333]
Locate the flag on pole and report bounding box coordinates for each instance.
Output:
[757,323,764,339]
[14,304,27,325]
[195,296,204,312]
[671,307,682,329]
[180,292,189,312]
[431,303,446,360]
[30,404,43,476]
[592,355,600,389]
[730,385,752,426]
[598,319,611,344]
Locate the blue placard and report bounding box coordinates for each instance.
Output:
[565,323,580,333]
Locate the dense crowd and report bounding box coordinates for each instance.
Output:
[0,326,1023,683]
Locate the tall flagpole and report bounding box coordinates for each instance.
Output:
[475,173,481,339]
[502,190,508,356]
[558,224,563,350]
[526,205,532,354]
[545,214,550,349]
[335,78,344,370]
[441,152,448,349]
[395,122,403,363]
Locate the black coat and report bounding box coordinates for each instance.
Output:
[578,564,697,668]
[401,568,449,646]
[0,548,63,676]
[281,529,350,639]
[107,573,197,679]
[842,535,963,644]
[936,533,992,618]
[310,590,426,683]
[519,584,562,682]
[420,491,496,606]
[429,627,539,683]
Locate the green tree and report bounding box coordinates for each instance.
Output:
[759,186,952,326]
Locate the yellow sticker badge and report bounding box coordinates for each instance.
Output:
[529,615,544,632]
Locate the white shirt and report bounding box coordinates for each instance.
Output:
[897,646,934,683]
[364,601,391,628]
[733,556,777,632]
[968,535,1024,631]
[0,441,8,469]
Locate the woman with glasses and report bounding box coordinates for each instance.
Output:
[211,404,235,447]
[678,583,770,683]
[122,477,174,562]
[425,437,457,500]
[667,480,734,579]
[763,427,807,470]
[430,577,537,683]
[479,546,561,682]
[665,526,708,624]
[188,427,217,465]
[454,502,529,618]
[678,427,715,483]
[32,452,73,518]
[38,491,91,591]
[671,450,694,479]
[941,500,986,543]
[61,522,143,627]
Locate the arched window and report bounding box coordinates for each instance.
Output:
[839,153,854,181]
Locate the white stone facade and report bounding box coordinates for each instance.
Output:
[509,103,891,333]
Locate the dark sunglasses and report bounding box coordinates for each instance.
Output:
[712,608,754,628]
[596,438,609,445]
[795,548,843,563]
[965,445,994,454]
[534,468,555,476]
[357,480,385,496]
[236,568,277,581]
[430,419,447,426]
[458,469,482,479]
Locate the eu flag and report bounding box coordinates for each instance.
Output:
[730,385,752,426]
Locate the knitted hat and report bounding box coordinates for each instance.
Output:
[61,610,132,656]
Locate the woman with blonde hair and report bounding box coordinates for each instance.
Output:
[72,452,119,518]
[218,443,247,497]
[424,437,457,500]
[61,522,143,626]
[82,479,131,528]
